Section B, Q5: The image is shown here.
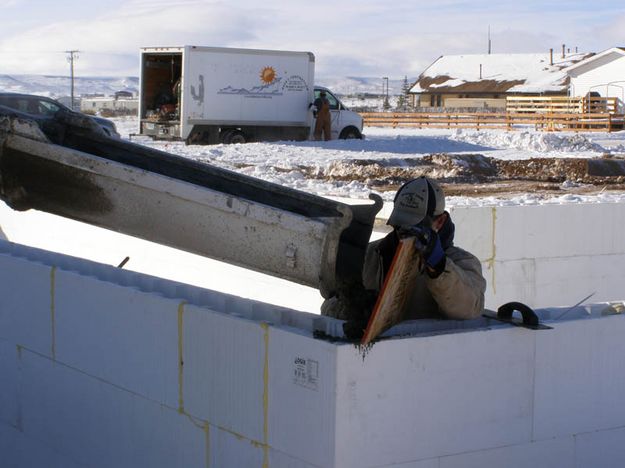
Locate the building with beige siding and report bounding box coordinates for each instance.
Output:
[410,51,593,110]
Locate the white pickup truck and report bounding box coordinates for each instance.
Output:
[139,45,363,144]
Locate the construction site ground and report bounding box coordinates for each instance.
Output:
[317,153,625,198]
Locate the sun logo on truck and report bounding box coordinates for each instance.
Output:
[260,66,276,84]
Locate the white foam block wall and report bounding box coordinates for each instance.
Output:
[448,202,625,308]
[1,241,625,467]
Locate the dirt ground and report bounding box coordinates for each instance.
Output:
[312,153,625,198]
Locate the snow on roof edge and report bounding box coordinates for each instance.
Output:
[564,47,625,74]
[410,52,593,94]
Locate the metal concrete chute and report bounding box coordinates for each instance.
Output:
[0,113,382,298]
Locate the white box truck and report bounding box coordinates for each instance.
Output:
[139,46,363,144]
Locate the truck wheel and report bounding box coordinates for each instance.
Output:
[219,129,234,144]
[339,127,362,139]
[226,130,247,144]
[185,130,203,145]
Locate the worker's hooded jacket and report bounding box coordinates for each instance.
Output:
[362,215,486,321]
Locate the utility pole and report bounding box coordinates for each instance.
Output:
[65,50,80,110]
[382,76,389,110]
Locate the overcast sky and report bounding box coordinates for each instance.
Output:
[1,0,623,79]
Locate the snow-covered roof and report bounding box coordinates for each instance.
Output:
[410,52,594,95]
[564,47,625,74]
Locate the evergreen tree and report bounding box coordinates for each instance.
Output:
[396,93,405,110]
[401,75,411,111]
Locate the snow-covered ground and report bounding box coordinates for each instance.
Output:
[113,117,625,208]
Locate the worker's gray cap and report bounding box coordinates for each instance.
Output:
[387,177,445,227]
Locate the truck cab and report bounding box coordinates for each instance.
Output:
[313,86,363,140]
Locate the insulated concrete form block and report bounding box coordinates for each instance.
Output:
[575,427,625,468]
[208,425,264,467]
[0,422,87,468]
[530,256,597,306]
[484,204,625,261]
[333,329,536,467]
[267,448,322,468]
[18,349,207,468]
[182,303,265,443]
[531,254,625,305]
[386,458,439,468]
[449,205,496,262]
[206,426,320,468]
[486,255,606,309]
[268,327,337,467]
[487,206,546,261]
[53,270,180,408]
[0,339,19,428]
[483,258,537,308]
[0,254,53,356]
[438,436,575,468]
[483,253,625,309]
[533,316,625,441]
[207,426,320,468]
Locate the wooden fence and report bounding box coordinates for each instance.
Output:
[361,111,625,132]
[506,96,619,114]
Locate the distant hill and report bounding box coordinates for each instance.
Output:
[0,74,412,98]
[316,76,409,96]
[0,75,139,98]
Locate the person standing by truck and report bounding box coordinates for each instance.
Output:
[313,90,331,141]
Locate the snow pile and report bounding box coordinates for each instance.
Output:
[447,190,625,209]
[605,142,625,153]
[449,129,606,155]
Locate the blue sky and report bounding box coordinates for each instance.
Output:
[1,0,623,78]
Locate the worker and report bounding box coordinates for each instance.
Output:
[313,90,331,141]
[173,79,182,112]
[322,176,486,329]
[154,82,174,110]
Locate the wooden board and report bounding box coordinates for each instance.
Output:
[361,237,422,345]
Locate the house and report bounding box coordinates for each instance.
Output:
[80,95,139,116]
[409,51,594,110]
[565,47,625,111]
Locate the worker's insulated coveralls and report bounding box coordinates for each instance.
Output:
[314,95,331,141]
[321,216,486,321]
[361,232,486,320]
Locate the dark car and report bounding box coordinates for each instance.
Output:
[0,92,120,138]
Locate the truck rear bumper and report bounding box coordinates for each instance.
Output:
[141,120,180,140]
